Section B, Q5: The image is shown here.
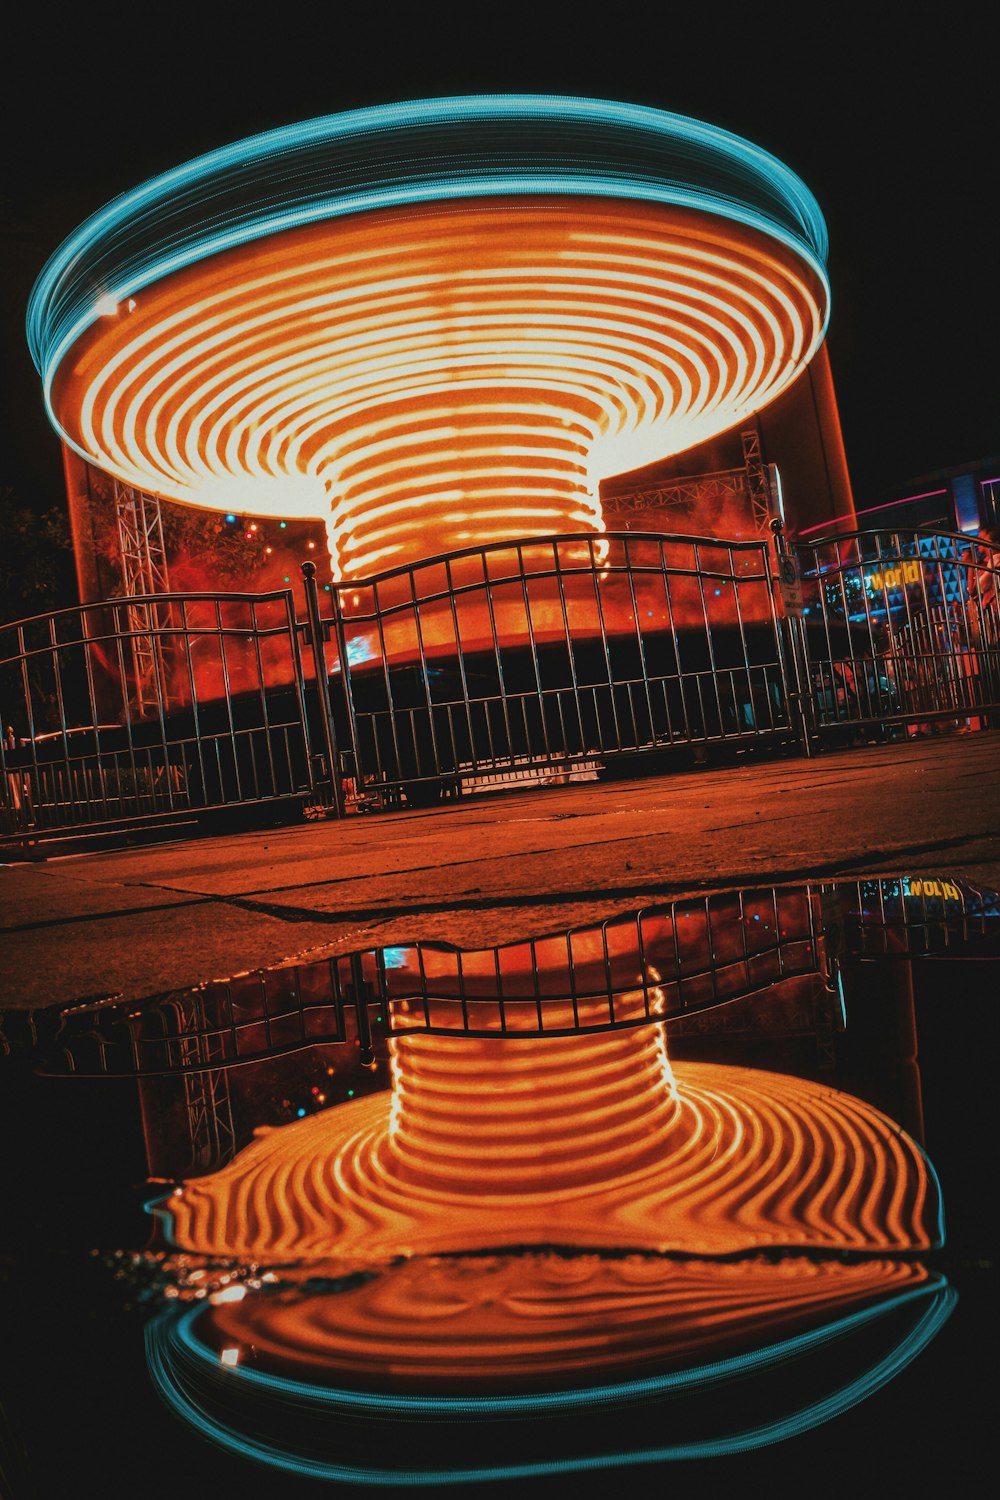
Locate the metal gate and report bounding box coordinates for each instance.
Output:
[312,531,798,804]
[793,529,1000,741]
[1,588,316,841]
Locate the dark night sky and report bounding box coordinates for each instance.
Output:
[2,10,996,517]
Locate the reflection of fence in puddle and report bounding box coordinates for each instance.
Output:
[28,875,998,1085]
[32,885,825,1079]
[140,982,952,1481]
[14,874,989,1482]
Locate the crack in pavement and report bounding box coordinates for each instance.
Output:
[3,828,995,936]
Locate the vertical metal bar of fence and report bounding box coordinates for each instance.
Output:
[737,888,752,996]
[482,559,517,768]
[634,910,652,1022]
[214,599,242,802]
[588,536,624,751]
[729,543,759,734]
[564,929,581,1033]
[409,568,443,780]
[107,607,147,812]
[16,625,36,785]
[770,521,812,755]
[325,581,363,796]
[78,611,114,819]
[455,949,471,1033]
[493,945,509,1035]
[366,578,405,788]
[300,562,344,818]
[857,537,887,729]
[847,537,878,723]
[111,603,138,802]
[552,543,585,759]
[283,587,319,805]
[692,540,726,743]
[48,615,69,760]
[528,938,544,1032]
[248,599,279,796]
[656,540,688,741]
[346,954,373,1062]
[615,545,642,749]
[621,545,657,746]
[178,598,208,810]
[443,556,477,772]
[808,537,839,728]
[516,543,555,762]
[145,597,173,795]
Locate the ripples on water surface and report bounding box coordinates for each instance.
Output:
[1,875,995,1498]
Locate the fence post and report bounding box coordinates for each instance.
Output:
[348,950,376,1065]
[300,561,344,818]
[770,519,814,757]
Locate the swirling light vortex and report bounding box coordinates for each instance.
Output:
[28,96,829,579]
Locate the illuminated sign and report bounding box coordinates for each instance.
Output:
[902,877,964,902]
[866,559,921,592]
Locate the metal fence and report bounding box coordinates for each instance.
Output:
[313,530,796,805]
[1,588,316,839]
[20,885,826,1076]
[3,527,998,844]
[795,529,1000,741]
[20,873,998,1079]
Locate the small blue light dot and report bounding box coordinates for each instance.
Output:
[225,513,236,524]
[279,521,287,528]
[714,589,721,596]
[324,584,330,591]
[347,1089,355,1097]
[296,1107,306,1118]
[753,913,760,920]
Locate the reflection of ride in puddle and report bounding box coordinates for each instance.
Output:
[126,878,986,1482]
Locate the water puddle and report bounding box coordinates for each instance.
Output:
[2,873,996,1494]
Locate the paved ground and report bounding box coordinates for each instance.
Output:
[3,730,999,1009]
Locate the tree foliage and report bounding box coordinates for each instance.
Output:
[0,487,76,625]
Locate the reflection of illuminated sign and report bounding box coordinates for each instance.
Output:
[902,877,964,902]
[867,560,921,592]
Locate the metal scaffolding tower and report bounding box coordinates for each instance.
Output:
[602,466,753,521]
[741,429,776,537]
[113,479,172,713]
[171,996,238,1172]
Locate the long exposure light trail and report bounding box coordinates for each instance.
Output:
[29,97,829,579]
[128,893,958,1482]
[159,1042,942,1266]
[147,1029,947,1479]
[145,1268,955,1483]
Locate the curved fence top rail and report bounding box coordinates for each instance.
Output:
[5,526,994,640]
[12,876,999,1076]
[327,528,776,589]
[796,525,997,556]
[0,586,298,639]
